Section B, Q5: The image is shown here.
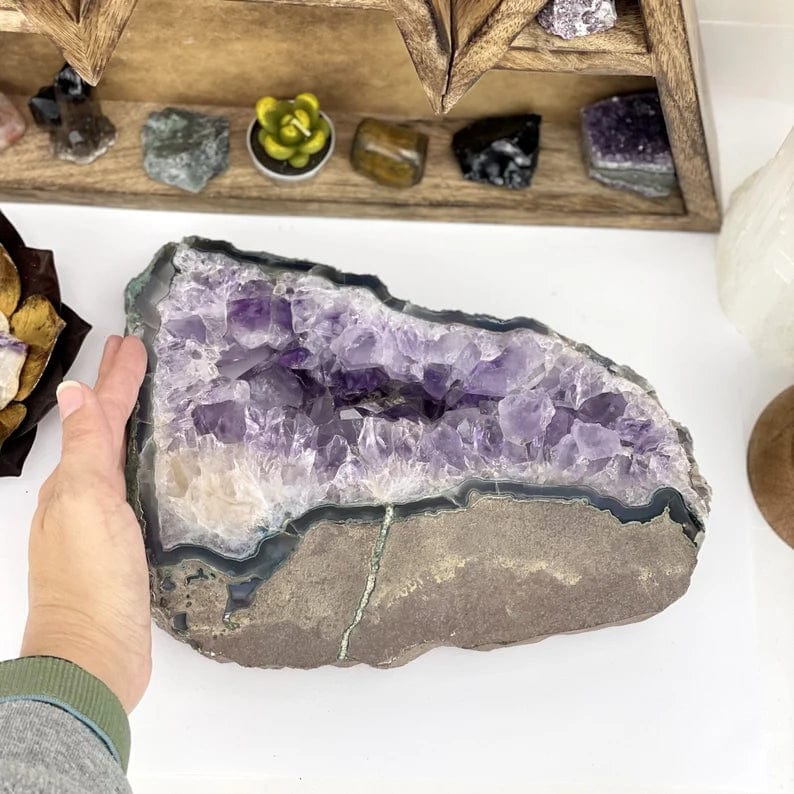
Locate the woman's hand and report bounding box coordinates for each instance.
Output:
[21,335,151,713]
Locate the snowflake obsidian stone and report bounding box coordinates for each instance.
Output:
[127,239,709,668]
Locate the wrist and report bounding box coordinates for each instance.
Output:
[0,656,131,770]
[21,607,142,713]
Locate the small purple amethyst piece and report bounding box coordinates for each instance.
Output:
[0,332,27,410]
[538,0,617,40]
[581,91,677,198]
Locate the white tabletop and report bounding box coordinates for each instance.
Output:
[1,7,793,793]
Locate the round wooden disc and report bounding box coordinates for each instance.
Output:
[748,386,794,548]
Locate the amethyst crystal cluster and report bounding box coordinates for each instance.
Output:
[582,92,677,198]
[127,240,708,669]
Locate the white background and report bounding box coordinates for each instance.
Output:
[1,2,793,792]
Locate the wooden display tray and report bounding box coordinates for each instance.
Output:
[0,97,704,229]
[0,0,720,230]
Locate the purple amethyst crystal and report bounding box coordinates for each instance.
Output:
[582,92,677,198]
[538,0,617,40]
[127,239,708,563]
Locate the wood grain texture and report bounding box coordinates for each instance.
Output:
[14,0,139,84]
[385,0,451,113]
[748,387,794,549]
[497,48,652,75]
[0,13,650,122]
[679,0,721,206]
[447,70,656,122]
[512,0,647,53]
[0,2,32,31]
[641,0,719,226]
[0,96,708,229]
[444,0,547,111]
[0,2,434,116]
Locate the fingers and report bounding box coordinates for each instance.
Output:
[94,336,147,440]
[95,335,124,390]
[51,336,147,485]
[56,381,115,475]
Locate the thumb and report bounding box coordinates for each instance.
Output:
[56,381,114,471]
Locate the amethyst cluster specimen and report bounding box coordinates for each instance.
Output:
[127,239,709,669]
[582,92,677,198]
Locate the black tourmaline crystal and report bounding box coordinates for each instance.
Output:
[452,115,542,189]
[28,64,116,165]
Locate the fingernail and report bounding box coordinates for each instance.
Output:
[56,381,84,420]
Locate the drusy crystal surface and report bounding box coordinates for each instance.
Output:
[582,92,676,198]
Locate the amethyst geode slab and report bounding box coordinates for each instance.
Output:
[126,239,709,668]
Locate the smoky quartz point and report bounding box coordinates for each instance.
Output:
[127,239,709,669]
[29,65,116,165]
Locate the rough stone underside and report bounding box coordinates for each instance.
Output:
[127,239,709,669]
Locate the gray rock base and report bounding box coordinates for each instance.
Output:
[152,496,697,669]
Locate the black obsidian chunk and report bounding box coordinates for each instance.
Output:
[452,114,542,189]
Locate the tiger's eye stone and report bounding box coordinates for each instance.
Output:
[350,118,428,188]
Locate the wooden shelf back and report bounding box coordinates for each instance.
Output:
[500,0,652,75]
[0,2,31,30]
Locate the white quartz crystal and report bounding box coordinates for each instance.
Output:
[718,128,794,366]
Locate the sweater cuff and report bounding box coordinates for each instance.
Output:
[0,656,130,771]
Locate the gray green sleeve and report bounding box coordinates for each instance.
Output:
[0,657,132,793]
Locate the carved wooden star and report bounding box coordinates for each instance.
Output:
[9,0,140,85]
